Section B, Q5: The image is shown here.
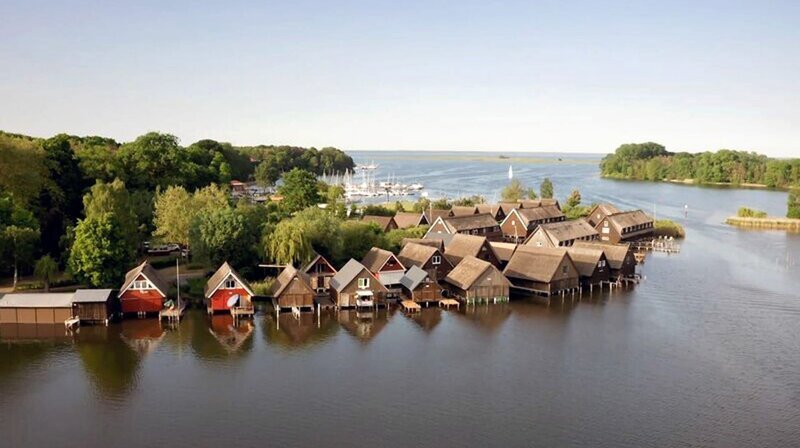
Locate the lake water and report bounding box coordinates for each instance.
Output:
[2,151,799,447]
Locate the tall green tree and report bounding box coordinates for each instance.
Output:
[0,133,47,204]
[566,189,581,208]
[153,184,230,250]
[83,179,138,250]
[278,168,320,213]
[34,255,59,292]
[2,225,40,290]
[500,179,537,202]
[540,178,554,199]
[191,207,247,266]
[69,213,134,287]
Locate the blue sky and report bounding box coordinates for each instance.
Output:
[1,1,798,156]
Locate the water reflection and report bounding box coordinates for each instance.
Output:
[263,310,338,349]
[405,307,442,333]
[453,303,512,333]
[337,309,391,342]
[76,324,141,400]
[0,323,73,342]
[190,313,254,360]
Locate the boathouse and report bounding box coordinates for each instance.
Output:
[444,234,502,268]
[523,218,599,248]
[476,204,506,222]
[119,262,169,315]
[443,256,510,303]
[573,241,637,281]
[595,210,654,243]
[330,259,389,308]
[425,213,502,241]
[565,247,610,288]
[397,242,453,281]
[402,237,445,251]
[586,203,622,227]
[488,241,518,270]
[268,265,316,310]
[73,289,119,324]
[362,215,399,232]
[451,205,479,216]
[423,208,454,224]
[503,246,580,296]
[400,265,444,303]
[0,293,74,324]
[361,247,406,299]
[500,205,566,242]
[303,253,337,294]
[393,212,429,229]
[205,262,255,313]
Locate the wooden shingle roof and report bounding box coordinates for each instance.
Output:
[361,247,404,273]
[397,242,439,268]
[565,247,605,277]
[268,265,314,298]
[393,212,427,229]
[606,210,654,233]
[119,262,169,298]
[451,206,478,216]
[444,234,496,265]
[423,209,453,223]
[573,241,632,270]
[402,238,444,251]
[205,262,255,297]
[488,242,518,263]
[442,213,497,232]
[302,253,337,275]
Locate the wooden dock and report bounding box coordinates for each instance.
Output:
[231,306,254,319]
[64,317,80,330]
[438,299,460,309]
[159,303,187,322]
[631,238,681,254]
[400,300,421,313]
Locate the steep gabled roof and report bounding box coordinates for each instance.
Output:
[573,241,632,270]
[475,203,502,218]
[330,259,387,293]
[302,253,337,275]
[268,265,314,298]
[488,241,518,263]
[444,256,493,290]
[393,212,427,229]
[442,213,498,232]
[518,205,564,223]
[361,247,405,273]
[451,205,478,216]
[504,246,572,283]
[444,234,497,265]
[605,210,654,233]
[525,219,598,245]
[361,215,397,232]
[205,262,255,297]
[119,262,169,298]
[588,203,622,217]
[423,209,453,223]
[397,242,440,268]
[565,247,605,277]
[399,265,431,291]
[402,238,444,251]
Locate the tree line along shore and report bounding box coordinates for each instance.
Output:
[600,142,800,220]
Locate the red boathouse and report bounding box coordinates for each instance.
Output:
[118,262,169,315]
[205,262,255,313]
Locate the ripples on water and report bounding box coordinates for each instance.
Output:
[1,152,798,447]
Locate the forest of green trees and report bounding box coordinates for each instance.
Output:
[600,142,800,188]
[0,130,354,289]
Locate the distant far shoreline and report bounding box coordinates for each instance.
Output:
[347,151,602,164]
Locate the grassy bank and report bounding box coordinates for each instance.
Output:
[725,216,800,232]
[653,220,686,238]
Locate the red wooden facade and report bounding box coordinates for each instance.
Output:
[120,274,166,314]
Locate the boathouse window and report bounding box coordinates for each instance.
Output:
[133,280,149,290]
[562,265,568,274]
[432,255,441,265]
[358,278,369,289]
[599,260,606,268]
[225,278,236,289]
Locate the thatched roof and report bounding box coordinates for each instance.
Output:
[475,203,502,218]
[402,238,444,251]
[119,262,169,298]
[268,265,314,298]
[526,219,598,245]
[444,234,496,265]
[302,253,336,275]
[361,247,404,272]
[503,246,571,283]
[423,209,453,223]
[451,205,478,216]
[397,242,439,268]
[393,212,426,229]
[565,247,605,277]
[422,232,455,247]
[573,241,632,269]
[205,262,255,297]
[606,210,654,233]
[442,213,498,232]
[488,242,518,263]
[362,215,397,231]
[589,203,622,217]
[444,256,493,290]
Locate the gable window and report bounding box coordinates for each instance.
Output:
[432,255,441,265]
[133,280,150,290]
[225,278,237,289]
[358,277,369,289]
[562,265,568,274]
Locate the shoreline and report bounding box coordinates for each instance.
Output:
[725,216,800,232]
[602,175,788,191]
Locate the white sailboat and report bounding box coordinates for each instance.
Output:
[508,165,513,180]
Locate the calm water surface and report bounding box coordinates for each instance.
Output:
[1,152,799,447]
